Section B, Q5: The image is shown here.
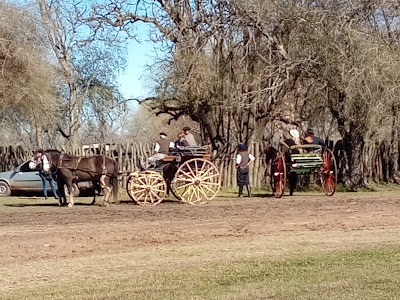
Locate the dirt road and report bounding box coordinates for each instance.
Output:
[1,191,400,265]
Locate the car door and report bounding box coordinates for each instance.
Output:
[11,161,44,191]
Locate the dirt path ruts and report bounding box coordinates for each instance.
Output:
[1,192,400,265]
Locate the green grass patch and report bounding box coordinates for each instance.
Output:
[4,245,400,300]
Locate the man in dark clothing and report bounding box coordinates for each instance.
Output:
[282,129,303,196]
[304,128,325,148]
[236,143,255,198]
[283,129,303,155]
[148,132,174,167]
[175,132,190,148]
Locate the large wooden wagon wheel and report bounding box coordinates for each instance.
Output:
[320,149,337,196]
[271,151,286,198]
[126,171,167,206]
[171,158,220,205]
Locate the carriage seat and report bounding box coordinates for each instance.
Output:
[289,145,323,168]
[161,155,176,162]
[170,145,209,155]
[289,144,322,153]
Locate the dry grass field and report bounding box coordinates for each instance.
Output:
[1,191,400,299]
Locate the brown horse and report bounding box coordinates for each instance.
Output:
[30,149,118,207]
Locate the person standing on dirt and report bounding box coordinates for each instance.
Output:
[182,127,197,146]
[35,161,58,200]
[148,132,174,167]
[236,143,255,198]
[282,129,302,196]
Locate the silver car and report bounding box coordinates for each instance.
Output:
[0,160,93,197]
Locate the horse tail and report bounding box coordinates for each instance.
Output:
[112,159,119,202]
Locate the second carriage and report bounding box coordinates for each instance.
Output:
[270,143,337,198]
[126,146,221,205]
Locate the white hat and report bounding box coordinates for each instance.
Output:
[289,129,300,138]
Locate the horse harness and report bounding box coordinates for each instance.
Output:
[56,152,109,176]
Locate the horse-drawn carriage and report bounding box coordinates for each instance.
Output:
[126,146,221,206]
[269,143,337,198]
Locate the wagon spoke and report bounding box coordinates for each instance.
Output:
[198,187,210,201]
[130,189,145,195]
[200,181,220,187]
[200,165,213,178]
[148,191,154,204]
[188,186,196,203]
[177,170,194,179]
[191,188,200,204]
[186,163,196,178]
[201,173,219,181]
[201,183,218,195]
[150,190,162,201]
[174,176,193,183]
[179,185,192,198]
[137,177,147,186]
[174,181,194,191]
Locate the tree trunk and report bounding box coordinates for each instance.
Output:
[68,84,80,153]
[390,103,399,180]
[35,124,42,149]
[345,125,365,190]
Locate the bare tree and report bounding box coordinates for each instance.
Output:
[0,1,58,147]
[89,0,400,188]
[36,0,127,152]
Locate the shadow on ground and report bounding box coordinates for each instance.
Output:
[4,202,94,208]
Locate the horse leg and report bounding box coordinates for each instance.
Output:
[66,179,75,207]
[90,181,97,205]
[100,175,111,207]
[57,180,64,207]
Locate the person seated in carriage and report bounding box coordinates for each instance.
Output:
[282,129,303,154]
[175,132,190,148]
[147,132,175,168]
[303,128,325,149]
[182,126,197,146]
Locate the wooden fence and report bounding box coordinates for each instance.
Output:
[75,142,268,188]
[0,140,398,189]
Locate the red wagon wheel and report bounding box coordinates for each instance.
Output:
[320,149,337,196]
[171,158,220,205]
[271,151,286,198]
[126,171,167,206]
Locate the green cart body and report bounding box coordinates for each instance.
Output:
[270,143,337,198]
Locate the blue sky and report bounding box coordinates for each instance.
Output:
[117,24,155,100]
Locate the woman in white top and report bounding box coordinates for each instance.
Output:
[236,143,256,197]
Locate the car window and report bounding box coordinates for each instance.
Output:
[19,161,36,173]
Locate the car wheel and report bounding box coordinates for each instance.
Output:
[64,183,80,197]
[0,181,11,196]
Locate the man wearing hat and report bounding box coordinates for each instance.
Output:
[182,126,197,146]
[236,143,255,198]
[304,128,325,148]
[147,132,175,167]
[283,129,303,155]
